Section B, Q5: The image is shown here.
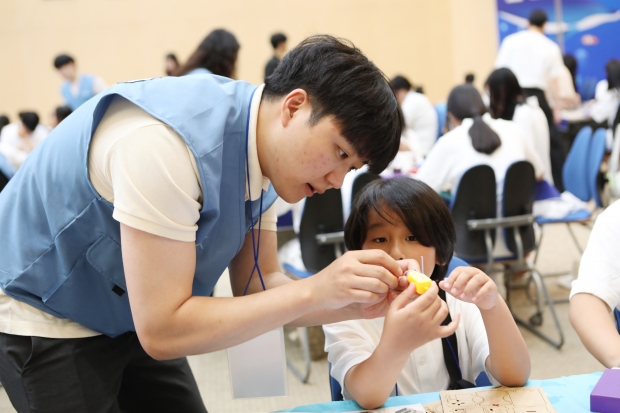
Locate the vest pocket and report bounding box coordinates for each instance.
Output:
[43,234,134,337]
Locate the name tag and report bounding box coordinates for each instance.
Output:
[228,326,288,398]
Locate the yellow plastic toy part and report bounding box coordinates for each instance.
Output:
[406,270,432,294]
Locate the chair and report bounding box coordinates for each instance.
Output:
[453,162,564,348]
[615,309,620,334]
[534,126,593,267]
[350,172,381,206]
[589,128,607,208]
[435,102,447,139]
[285,189,345,383]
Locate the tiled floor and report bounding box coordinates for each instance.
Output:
[0,221,605,412]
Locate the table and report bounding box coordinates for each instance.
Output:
[278,372,602,412]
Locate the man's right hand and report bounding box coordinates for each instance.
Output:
[307,250,402,313]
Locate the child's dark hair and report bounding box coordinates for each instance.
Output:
[345,178,456,281]
[264,35,402,174]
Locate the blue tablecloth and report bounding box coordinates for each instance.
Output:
[278,372,602,412]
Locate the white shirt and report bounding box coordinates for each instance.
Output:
[415,113,544,196]
[0,84,277,338]
[495,29,564,91]
[590,80,620,128]
[400,91,439,158]
[570,199,620,311]
[0,123,49,170]
[324,294,498,398]
[513,97,553,183]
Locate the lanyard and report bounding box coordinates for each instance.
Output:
[242,89,265,296]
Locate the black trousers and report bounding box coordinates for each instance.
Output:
[523,88,566,192]
[0,332,207,413]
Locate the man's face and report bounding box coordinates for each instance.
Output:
[395,89,408,105]
[265,98,365,203]
[58,62,76,80]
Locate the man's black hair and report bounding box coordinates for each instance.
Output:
[264,35,402,174]
[465,73,475,84]
[345,178,456,282]
[389,75,412,93]
[606,59,620,90]
[0,115,9,134]
[54,54,75,69]
[270,33,287,49]
[529,9,548,27]
[18,112,40,133]
[485,67,524,121]
[448,84,501,154]
[55,106,73,124]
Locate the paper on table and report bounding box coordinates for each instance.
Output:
[440,386,556,413]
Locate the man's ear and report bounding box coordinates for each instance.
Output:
[280,89,309,127]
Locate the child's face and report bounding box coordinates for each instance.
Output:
[361,207,438,277]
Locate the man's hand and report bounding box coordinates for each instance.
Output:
[306,250,401,312]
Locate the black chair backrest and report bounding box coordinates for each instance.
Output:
[299,188,344,272]
[351,172,381,205]
[450,165,497,260]
[503,161,536,255]
[0,171,9,193]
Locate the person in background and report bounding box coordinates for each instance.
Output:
[390,75,438,160]
[165,53,180,76]
[0,111,49,170]
[495,9,565,190]
[486,68,553,184]
[54,54,107,110]
[265,33,288,81]
[465,73,475,84]
[49,105,73,129]
[174,29,240,78]
[591,59,620,138]
[0,115,8,134]
[557,55,581,110]
[570,200,620,368]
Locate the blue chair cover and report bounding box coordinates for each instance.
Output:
[435,103,447,139]
[447,256,469,275]
[615,309,620,334]
[563,126,592,202]
[589,129,607,208]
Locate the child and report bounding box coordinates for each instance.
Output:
[323,178,530,409]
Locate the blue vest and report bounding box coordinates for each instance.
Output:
[0,75,278,337]
[61,74,96,110]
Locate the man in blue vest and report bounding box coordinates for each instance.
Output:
[54,54,108,110]
[0,36,414,412]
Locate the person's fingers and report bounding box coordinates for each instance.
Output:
[472,281,495,303]
[407,281,439,311]
[436,313,461,338]
[397,276,409,290]
[429,298,449,325]
[460,273,487,299]
[391,282,418,310]
[344,262,399,290]
[442,266,467,289]
[346,274,391,295]
[353,250,402,277]
[396,259,421,274]
[448,269,477,297]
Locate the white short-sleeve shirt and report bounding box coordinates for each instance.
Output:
[324,294,498,398]
[400,91,439,158]
[570,200,620,311]
[495,29,564,91]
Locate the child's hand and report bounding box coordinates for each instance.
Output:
[380,281,460,357]
[439,267,498,310]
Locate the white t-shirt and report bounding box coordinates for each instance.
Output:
[513,97,553,183]
[400,91,439,159]
[495,29,564,91]
[590,80,620,128]
[324,294,498,398]
[0,123,49,170]
[415,113,544,196]
[0,84,277,338]
[570,199,620,311]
